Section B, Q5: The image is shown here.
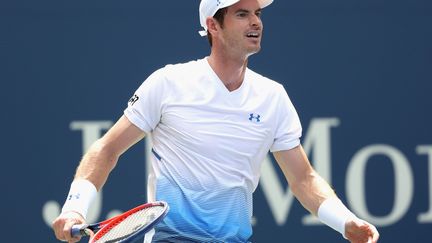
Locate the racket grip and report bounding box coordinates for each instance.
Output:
[71,224,90,237]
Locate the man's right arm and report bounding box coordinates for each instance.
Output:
[52,115,145,242]
[73,115,146,190]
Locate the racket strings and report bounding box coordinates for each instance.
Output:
[94,205,165,243]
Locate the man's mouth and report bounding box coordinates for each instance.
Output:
[246,32,260,38]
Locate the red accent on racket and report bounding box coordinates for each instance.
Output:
[71,201,169,243]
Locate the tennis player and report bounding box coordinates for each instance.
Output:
[52,0,379,242]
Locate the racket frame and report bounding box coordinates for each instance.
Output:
[71,201,168,243]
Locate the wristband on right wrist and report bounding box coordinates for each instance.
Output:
[317,197,356,238]
[61,179,97,220]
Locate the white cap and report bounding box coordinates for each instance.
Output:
[199,0,274,37]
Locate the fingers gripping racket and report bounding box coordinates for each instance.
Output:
[71,201,169,243]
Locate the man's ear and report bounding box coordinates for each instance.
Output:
[206,17,219,36]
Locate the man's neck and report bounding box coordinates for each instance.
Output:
[207,51,248,92]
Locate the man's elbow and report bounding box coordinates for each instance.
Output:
[85,139,120,169]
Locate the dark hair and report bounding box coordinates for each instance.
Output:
[207,7,228,46]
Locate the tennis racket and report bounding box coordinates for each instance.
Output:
[71,201,169,243]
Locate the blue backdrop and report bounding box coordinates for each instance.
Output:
[1,0,431,242]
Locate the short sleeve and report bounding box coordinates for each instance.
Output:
[270,85,302,152]
[124,68,168,133]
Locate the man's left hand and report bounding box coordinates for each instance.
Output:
[345,217,379,243]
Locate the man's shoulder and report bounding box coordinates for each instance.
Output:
[162,58,204,73]
[246,68,284,91]
[150,58,207,88]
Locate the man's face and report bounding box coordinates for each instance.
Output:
[216,0,263,57]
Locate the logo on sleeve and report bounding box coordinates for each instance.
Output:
[249,113,261,123]
[128,94,139,106]
[67,193,81,201]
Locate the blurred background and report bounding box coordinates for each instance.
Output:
[1,0,431,242]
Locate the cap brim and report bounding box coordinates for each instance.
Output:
[198,0,274,37]
[258,0,273,8]
[219,0,241,9]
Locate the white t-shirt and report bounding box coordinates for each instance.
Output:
[124,57,302,242]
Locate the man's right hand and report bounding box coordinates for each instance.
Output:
[52,211,86,243]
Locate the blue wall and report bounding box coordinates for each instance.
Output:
[1,0,431,242]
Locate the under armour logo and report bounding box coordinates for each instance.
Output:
[67,193,81,200]
[216,0,221,6]
[249,113,261,122]
[128,94,139,106]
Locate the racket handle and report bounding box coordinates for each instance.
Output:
[71,224,90,237]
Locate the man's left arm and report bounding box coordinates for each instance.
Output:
[273,145,379,243]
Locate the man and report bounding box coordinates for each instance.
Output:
[52,0,380,242]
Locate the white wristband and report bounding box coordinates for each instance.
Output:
[61,179,97,219]
[317,197,356,238]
